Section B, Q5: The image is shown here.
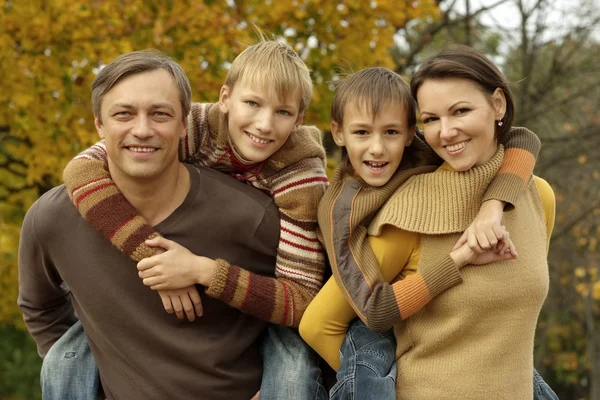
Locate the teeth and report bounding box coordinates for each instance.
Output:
[365,161,388,169]
[446,141,469,152]
[129,147,156,153]
[248,133,271,144]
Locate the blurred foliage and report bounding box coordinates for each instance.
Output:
[0,0,439,398]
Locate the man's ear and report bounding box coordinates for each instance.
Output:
[94,116,104,139]
[218,85,231,114]
[491,88,507,120]
[180,118,188,140]
[406,125,416,147]
[331,121,345,146]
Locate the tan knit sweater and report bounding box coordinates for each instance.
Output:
[368,148,551,399]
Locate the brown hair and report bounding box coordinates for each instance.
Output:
[92,49,192,123]
[224,35,313,113]
[331,67,416,168]
[410,44,514,141]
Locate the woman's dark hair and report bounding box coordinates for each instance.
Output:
[410,44,514,141]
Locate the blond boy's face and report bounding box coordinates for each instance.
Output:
[218,78,303,163]
[332,101,414,187]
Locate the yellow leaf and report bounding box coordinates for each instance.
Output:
[577,155,587,164]
[574,267,586,278]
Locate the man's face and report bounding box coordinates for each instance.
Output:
[95,69,187,184]
[218,78,304,163]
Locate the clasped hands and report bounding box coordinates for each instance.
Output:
[136,237,218,322]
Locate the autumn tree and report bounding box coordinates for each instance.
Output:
[0,0,440,397]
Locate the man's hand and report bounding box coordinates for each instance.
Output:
[453,199,510,253]
[137,237,217,289]
[157,287,203,321]
[450,226,518,268]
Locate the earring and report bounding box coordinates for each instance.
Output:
[497,120,503,127]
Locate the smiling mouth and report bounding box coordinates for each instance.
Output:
[127,146,157,153]
[246,132,272,145]
[364,161,389,170]
[445,140,470,152]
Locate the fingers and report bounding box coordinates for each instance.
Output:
[170,295,185,320]
[146,236,175,250]
[452,231,468,251]
[158,292,174,315]
[142,276,162,288]
[180,293,196,322]
[467,231,484,254]
[188,288,204,317]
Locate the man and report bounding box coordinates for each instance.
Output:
[18,50,280,399]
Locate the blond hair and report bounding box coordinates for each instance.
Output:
[224,36,313,113]
[92,49,192,123]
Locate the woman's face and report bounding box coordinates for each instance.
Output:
[416,77,505,171]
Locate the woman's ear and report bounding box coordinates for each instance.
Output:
[491,88,507,120]
[331,121,345,146]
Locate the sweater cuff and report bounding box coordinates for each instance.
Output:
[420,254,463,298]
[482,174,526,211]
[205,258,231,300]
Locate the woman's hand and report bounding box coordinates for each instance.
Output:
[450,226,518,268]
[453,199,515,254]
[137,237,217,290]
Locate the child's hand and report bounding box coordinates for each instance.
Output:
[451,226,518,268]
[137,237,216,289]
[157,287,203,321]
[453,199,513,253]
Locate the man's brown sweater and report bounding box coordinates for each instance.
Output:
[18,165,280,400]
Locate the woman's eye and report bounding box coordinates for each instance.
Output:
[455,108,470,115]
[422,117,437,124]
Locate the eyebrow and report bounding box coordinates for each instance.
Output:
[108,103,176,112]
[420,100,472,116]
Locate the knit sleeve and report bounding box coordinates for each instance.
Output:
[326,181,462,332]
[62,142,159,261]
[483,126,540,207]
[205,156,329,327]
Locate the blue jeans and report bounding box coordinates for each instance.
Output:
[260,324,328,400]
[330,319,397,400]
[534,369,560,400]
[40,320,100,400]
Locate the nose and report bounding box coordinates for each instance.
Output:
[439,118,458,141]
[368,135,384,156]
[131,115,153,139]
[255,109,274,135]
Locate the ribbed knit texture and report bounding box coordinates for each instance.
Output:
[317,128,540,333]
[62,102,329,327]
[378,151,550,399]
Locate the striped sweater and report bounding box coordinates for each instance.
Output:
[62,103,328,327]
[317,128,540,332]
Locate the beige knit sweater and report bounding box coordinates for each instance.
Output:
[369,148,551,399]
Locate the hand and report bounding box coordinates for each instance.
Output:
[250,391,260,400]
[157,286,203,321]
[453,199,512,253]
[451,226,518,268]
[137,237,217,289]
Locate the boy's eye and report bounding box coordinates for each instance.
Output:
[385,129,398,135]
[245,101,258,107]
[277,109,292,116]
[353,130,368,136]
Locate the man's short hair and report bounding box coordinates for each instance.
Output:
[92,50,192,122]
[224,37,313,113]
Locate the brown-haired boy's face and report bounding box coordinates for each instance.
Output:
[332,101,414,187]
[218,78,303,163]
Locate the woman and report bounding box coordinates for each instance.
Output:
[301,46,556,399]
